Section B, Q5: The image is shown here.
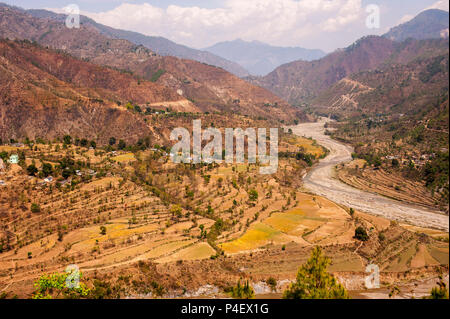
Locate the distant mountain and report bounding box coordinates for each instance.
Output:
[26,8,249,77]
[249,36,449,105]
[205,39,326,76]
[384,9,449,42]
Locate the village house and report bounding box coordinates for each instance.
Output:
[44,176,54,183]
[8,154,19,164]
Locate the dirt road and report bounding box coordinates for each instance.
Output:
[291,119,449,231]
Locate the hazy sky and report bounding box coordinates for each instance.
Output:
[4,0,449,51]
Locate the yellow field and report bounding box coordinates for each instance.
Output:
[284,136,325,158]
[220,194,355,254]
[264,209,326,235]
[138,239,196,259]
[67,222,159,251]
[0,146,23,152]
[220,223,292,254]
[155,242,216,263]
[111,153,136,163]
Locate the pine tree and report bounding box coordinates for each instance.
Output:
[283,246,349,299]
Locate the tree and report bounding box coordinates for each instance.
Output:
[42,163,53,177]
[266,277,277,292]
[354,226,369,241]
[27,164,38,176]
[62,169,72,180]
[80,139,88,147]
[283,246,349,299]
[349,208,355,217]
[32,271,90,299]
[230,280,255,299]
[100,226,107,235]
[429,275,449,299]
[118,140,126,150]
[31,203,41,213]
[109,137,116,146]
[392,158,399,167]
[90,141,97,149]
[248,189,258,201]
[63,135,72,145]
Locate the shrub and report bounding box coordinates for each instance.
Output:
[266,277,277,292]
[118,140,126,150]
[354,226,369,241]
[428,275,449,299]
[42,163,53,177]
[248,189,258,201]
[27,164,38,176]
[31,203,41,213]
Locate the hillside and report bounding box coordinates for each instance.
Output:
[0,4,297,122]
[204,39,325,76]
[318,53,449,209]
[384,9,449,42]
[313,54,449,118]
[26,8,250,78]
[0,39,193,144]
[249,36,449,105]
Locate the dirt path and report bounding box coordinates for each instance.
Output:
[290,119,449,232]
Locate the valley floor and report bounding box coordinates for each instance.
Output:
[290,119,449,232]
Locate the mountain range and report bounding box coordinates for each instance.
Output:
[204,39,326,76]
[0,4,297,119]
[5,4,250,78]
[0,3,448,144]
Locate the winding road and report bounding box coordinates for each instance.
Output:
[291,118,449,232]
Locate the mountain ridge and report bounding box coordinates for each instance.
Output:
[0,4,297,122]
[205,38,326,76]
[26,8,250,78]
[383,9,449,42]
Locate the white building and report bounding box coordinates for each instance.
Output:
[8,154,19,164]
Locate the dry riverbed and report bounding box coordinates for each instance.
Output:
[289,119,449,232]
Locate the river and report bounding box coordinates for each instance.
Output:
[291,118,449,232]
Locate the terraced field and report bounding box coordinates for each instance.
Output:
[220,194,354,254]
[337,162,438,209]
[291,119,449,231]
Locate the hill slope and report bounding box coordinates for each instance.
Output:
[312,54,449,118]
[249,36,449,105]
[0,39,193,144]
[0,4,296,122]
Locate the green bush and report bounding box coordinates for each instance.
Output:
[31,203,41,213]
[354,226,369,241]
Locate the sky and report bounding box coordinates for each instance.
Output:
[3,0,449,52]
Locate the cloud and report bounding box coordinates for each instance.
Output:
[425,0,449,11]
[67,0,365,50]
